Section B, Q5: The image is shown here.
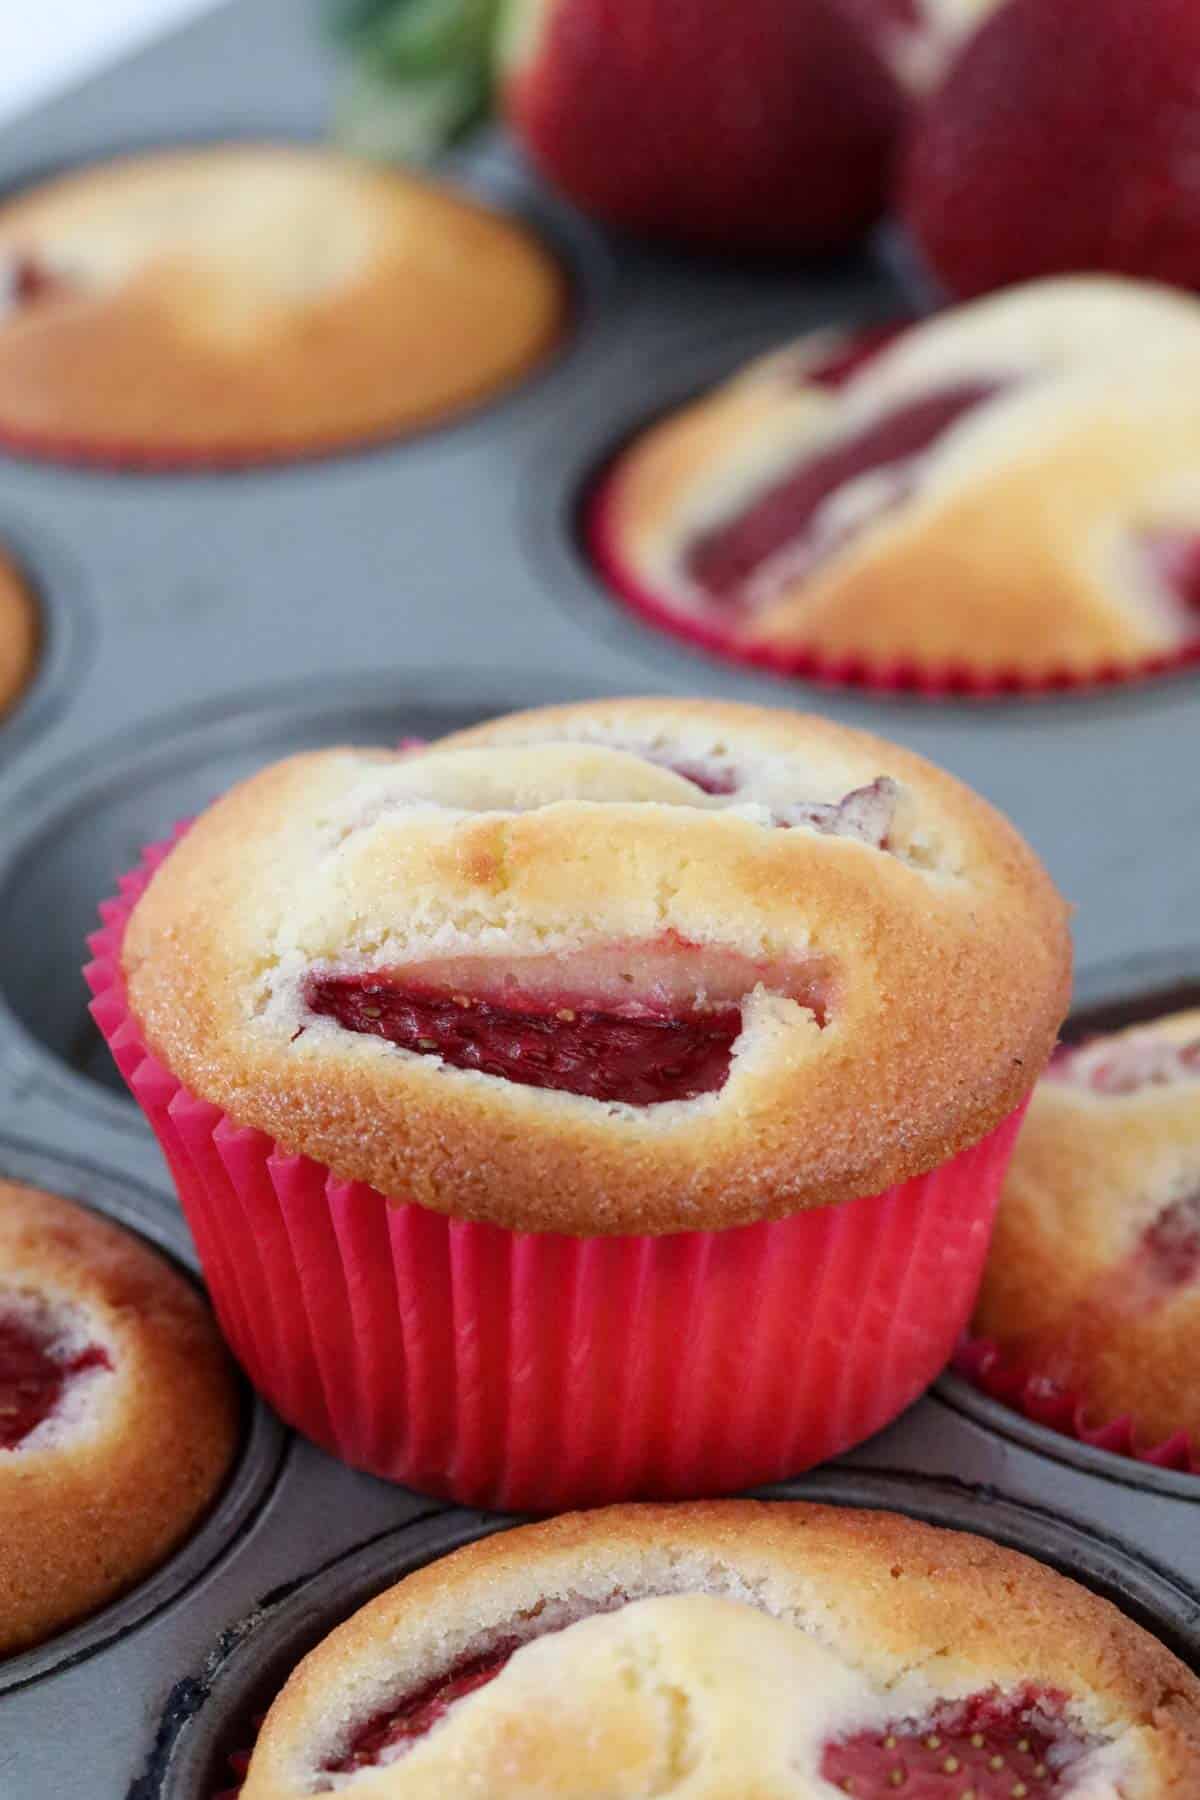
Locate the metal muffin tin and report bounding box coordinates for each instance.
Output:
[0,0,1196,1792]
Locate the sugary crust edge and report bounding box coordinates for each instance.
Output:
[244,1500,1200,1797]
[120,698,1072,1235]
[0,1179,240,1655]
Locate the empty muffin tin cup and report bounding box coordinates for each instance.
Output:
[89,827,1026,1514]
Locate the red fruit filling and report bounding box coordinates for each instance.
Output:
[645,753,739,795]
[307,978,746,1105]
[305,939,830,1104]
[1142,1189,1200,1290]
[1139,528,1200,627]
[328,1648,515,1773]
[822,1689,1085,1798]
[1,251,76,313]
[0,1309,110,1450]
[685,382,1005,608]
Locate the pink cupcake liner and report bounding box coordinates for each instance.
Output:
[587,478,1200,702]
[953,1337,1199,1475]
[87,826,1025,1513]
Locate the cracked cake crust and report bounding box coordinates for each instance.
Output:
[121,698,1070,1236]
[241,1500,1200,1798]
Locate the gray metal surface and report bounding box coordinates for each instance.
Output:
[0,1,1196,1794]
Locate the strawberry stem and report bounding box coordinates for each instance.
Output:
[327,0,503,157]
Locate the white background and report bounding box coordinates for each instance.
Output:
[0,2,219,127]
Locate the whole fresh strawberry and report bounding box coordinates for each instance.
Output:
[903,0,1200,298]
[499,0,912,256]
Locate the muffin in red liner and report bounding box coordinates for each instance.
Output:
[0,144,566,469]
[962,1010,1200,1476]
[591,276,1200,698]
[87,698,1069,1511]
[239,1501,1200,1796]
[0,546,38,721]
[0,1179,238,1655]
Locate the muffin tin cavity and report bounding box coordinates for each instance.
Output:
[937,947,1200,1498]
[0,672,627,1128]
[0,1136,285,1694]
[148,1470,1200,1799]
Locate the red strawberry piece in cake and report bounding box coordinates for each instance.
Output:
[0,1305,109,1452]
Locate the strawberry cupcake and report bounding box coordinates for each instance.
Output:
[90,698,1070,1509]
[241,1501,1200,1797]
[0,546,37,721]
[0,144,566,465]
[969,1008,1200,1466]
[593,277,1200,692]
[0,1179,239,1656]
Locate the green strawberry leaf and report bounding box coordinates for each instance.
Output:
[326,0,503,158]
[334,59,493,161]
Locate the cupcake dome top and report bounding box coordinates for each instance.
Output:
[599,276,1200,683]
[976,1005,1200,1448]
[0,1179,238,1655]
[242,1500,1200,1797]
[0,144,566,463]
[0,547,37,720]
[121,698,1069,1234]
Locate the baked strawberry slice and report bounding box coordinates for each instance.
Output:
[823,1688,1087,1797]
[329,1648,515,1771]
[684,381,1003,610]
[0,1303,110,1451]
[305,939,831,1105]
[902,0,1200,299]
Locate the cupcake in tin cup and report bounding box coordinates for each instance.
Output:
[964,1006,1200,1467]
[88,699,1070,1509]
[239,1502,1200,1797]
